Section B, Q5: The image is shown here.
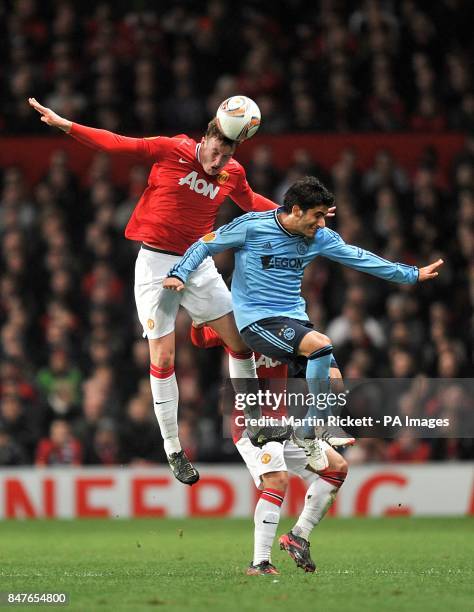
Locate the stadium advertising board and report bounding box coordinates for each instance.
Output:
[0,465,472,519]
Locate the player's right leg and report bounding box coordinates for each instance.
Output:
[134,246,199,485]
[235,438,288,575]
[205,311,258,382]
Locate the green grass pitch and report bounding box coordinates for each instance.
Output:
[0,517,472,612]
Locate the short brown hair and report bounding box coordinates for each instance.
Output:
[205,118,238,147]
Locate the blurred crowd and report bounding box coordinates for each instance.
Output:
[0,0,473,466]
[1,0,473,135]
[0,133,473,466]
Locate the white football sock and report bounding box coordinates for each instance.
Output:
[228,350,260,418]
[253,488,284,565]
[228,349,257,378]
[292,472,345,541]
[150,364,181,456]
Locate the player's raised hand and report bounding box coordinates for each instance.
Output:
[28,98,72,133]
[326,206,336,218]
[418,258,444,282]
[163,277,185,291]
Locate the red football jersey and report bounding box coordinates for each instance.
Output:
[69,124,277,255]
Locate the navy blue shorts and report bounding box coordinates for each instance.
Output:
[240,317,314,364]
[241,317,340,369]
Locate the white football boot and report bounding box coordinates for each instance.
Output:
[293,434,329,471]
[314,426,356,448]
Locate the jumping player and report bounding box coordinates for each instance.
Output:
[28,96,319,485]
[190,323,347,575]
[164,176,444,460]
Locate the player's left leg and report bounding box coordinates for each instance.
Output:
[298,330,336,427]
[280,444,348,572]
[134,247,199,485]
[297,331,355,447]
[239,318,353,450]
[148,333,199,485]
[148,333,179,455]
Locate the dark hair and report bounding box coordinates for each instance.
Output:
[205,118,238,147]
[283,176,335,213]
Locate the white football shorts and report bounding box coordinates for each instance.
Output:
[235,436,331,489]
[134,247,233,339]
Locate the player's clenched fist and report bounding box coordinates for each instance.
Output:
[28,97,72,133]
[163,277,185,291]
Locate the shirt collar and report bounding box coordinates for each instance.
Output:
[274,207,300,237]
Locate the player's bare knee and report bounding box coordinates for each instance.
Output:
[261,471,288,492]
[149,340,175,368]
[299,331,332,357]
[310,331,331,349]
[150,347,175,368]
[320,333,331,347]
[153,354,175,369]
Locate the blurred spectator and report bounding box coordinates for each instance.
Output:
[410,94,447,132]
[246,145,280,199]
[120,395,164,464]
[83,419,120,465]
[0,428,28,466]
[0,395,37,460]
[35,419,82,466]
[36,347,82,424]
[326,285,386,349]
[344,438,387,464]
[386,432,432,463]
[363,149,409,196]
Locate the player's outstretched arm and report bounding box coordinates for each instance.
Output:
[28,97,166,160]
[319,228,444,284]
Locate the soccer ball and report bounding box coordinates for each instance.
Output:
[216,96,261,142]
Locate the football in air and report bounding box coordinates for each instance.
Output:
[216,95,261,142]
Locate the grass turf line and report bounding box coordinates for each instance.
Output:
[0,518,472,612]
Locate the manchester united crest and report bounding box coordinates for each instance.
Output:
[217,171,230,185]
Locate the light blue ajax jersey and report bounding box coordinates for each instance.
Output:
[169,208,419,331]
